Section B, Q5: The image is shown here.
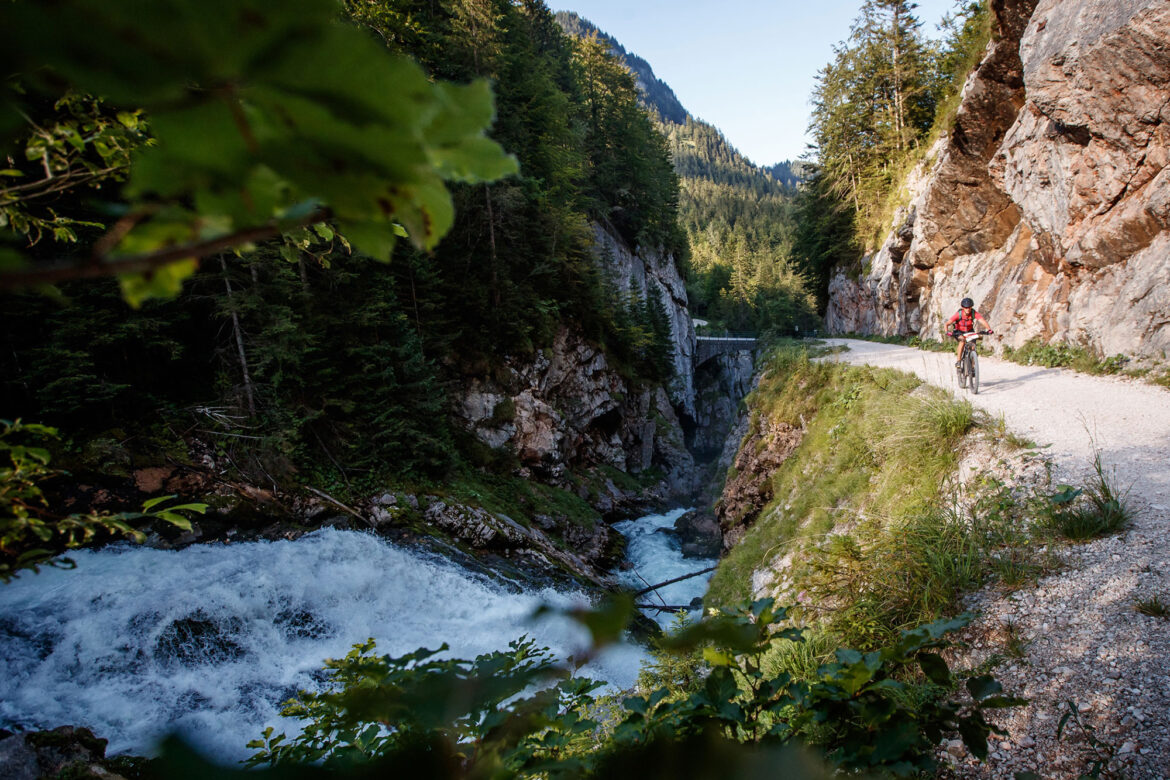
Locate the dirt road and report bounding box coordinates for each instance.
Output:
[824,338,1170,778]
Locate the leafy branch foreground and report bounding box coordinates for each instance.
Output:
[157,601,1022,779]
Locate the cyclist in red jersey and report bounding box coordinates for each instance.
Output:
[948,297,993,367]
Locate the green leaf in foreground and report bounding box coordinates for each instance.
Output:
[0,0,518,302]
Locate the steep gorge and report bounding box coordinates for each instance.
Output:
[825,0,1170,359]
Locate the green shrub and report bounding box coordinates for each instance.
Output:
[0,419,206,582]
[238,601,1021,778]
[1002,339,1128,376]
[489,398,517,426]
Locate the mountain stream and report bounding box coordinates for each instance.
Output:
[0,507,714,762]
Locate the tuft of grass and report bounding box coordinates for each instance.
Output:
[1002,621,1030,659]
[1135,595,1170,618]
[990,548,1048,588]
[1005,430,1040,450]
[979,412,1039,451]
[1037,452,1132,541]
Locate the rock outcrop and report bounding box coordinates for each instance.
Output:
[672,508,723,558]
[825,0,1170,359]
[455,224,698,507]
[0,726,141,780]
[715,417,804,550]
[689,351,755,458]
[591,224,698,417]
[421,498,619,582]
[456,327,695,502]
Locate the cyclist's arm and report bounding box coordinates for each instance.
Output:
[945,311,960,337]
[975,313,992,331]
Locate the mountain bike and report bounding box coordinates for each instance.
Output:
[955,331,991,394]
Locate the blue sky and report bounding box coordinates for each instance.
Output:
[555,0,963,167]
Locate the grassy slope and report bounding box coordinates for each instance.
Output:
[706,345,979,647]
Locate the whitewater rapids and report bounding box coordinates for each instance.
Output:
[0,508,714,762]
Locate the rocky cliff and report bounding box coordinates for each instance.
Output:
[825,0,1170,359]
[591,224,698,417]
[689,351,755,459]
[453,225,697,507]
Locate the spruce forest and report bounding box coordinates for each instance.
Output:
[797,0,991,279]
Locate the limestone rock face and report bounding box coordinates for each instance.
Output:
[455,331,696,510]
[690,351,756,458]
[825,0,1170,359]
[453,223,698,507]
[591,224,697,417]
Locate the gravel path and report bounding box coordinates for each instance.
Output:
[824,339,1170,779]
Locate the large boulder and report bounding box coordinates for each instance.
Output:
[0,727,136,780]
[673,509,723,558]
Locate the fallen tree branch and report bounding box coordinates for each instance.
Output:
[306,486,373,529]
[632,566,718,598]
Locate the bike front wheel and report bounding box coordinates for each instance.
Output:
[969,352,979,394]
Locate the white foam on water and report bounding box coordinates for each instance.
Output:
[613,508,716,627]
[0,528,646,762]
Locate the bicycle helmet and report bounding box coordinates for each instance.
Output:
[960,297,974,308]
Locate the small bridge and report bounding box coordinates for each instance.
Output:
[695,333,758,365]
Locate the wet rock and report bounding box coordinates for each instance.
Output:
[0,726,131,780]
[423,501,530,550]
[154,609,246,666]
[673,509,723,558]
[0,733,39,780]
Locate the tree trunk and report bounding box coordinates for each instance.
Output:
[220,256,256,416]
[485,183,500,308]
[890,5,907,151]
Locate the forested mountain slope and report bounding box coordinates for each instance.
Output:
[555,12,817,334]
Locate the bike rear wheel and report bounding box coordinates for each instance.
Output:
[957,346,967,388]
